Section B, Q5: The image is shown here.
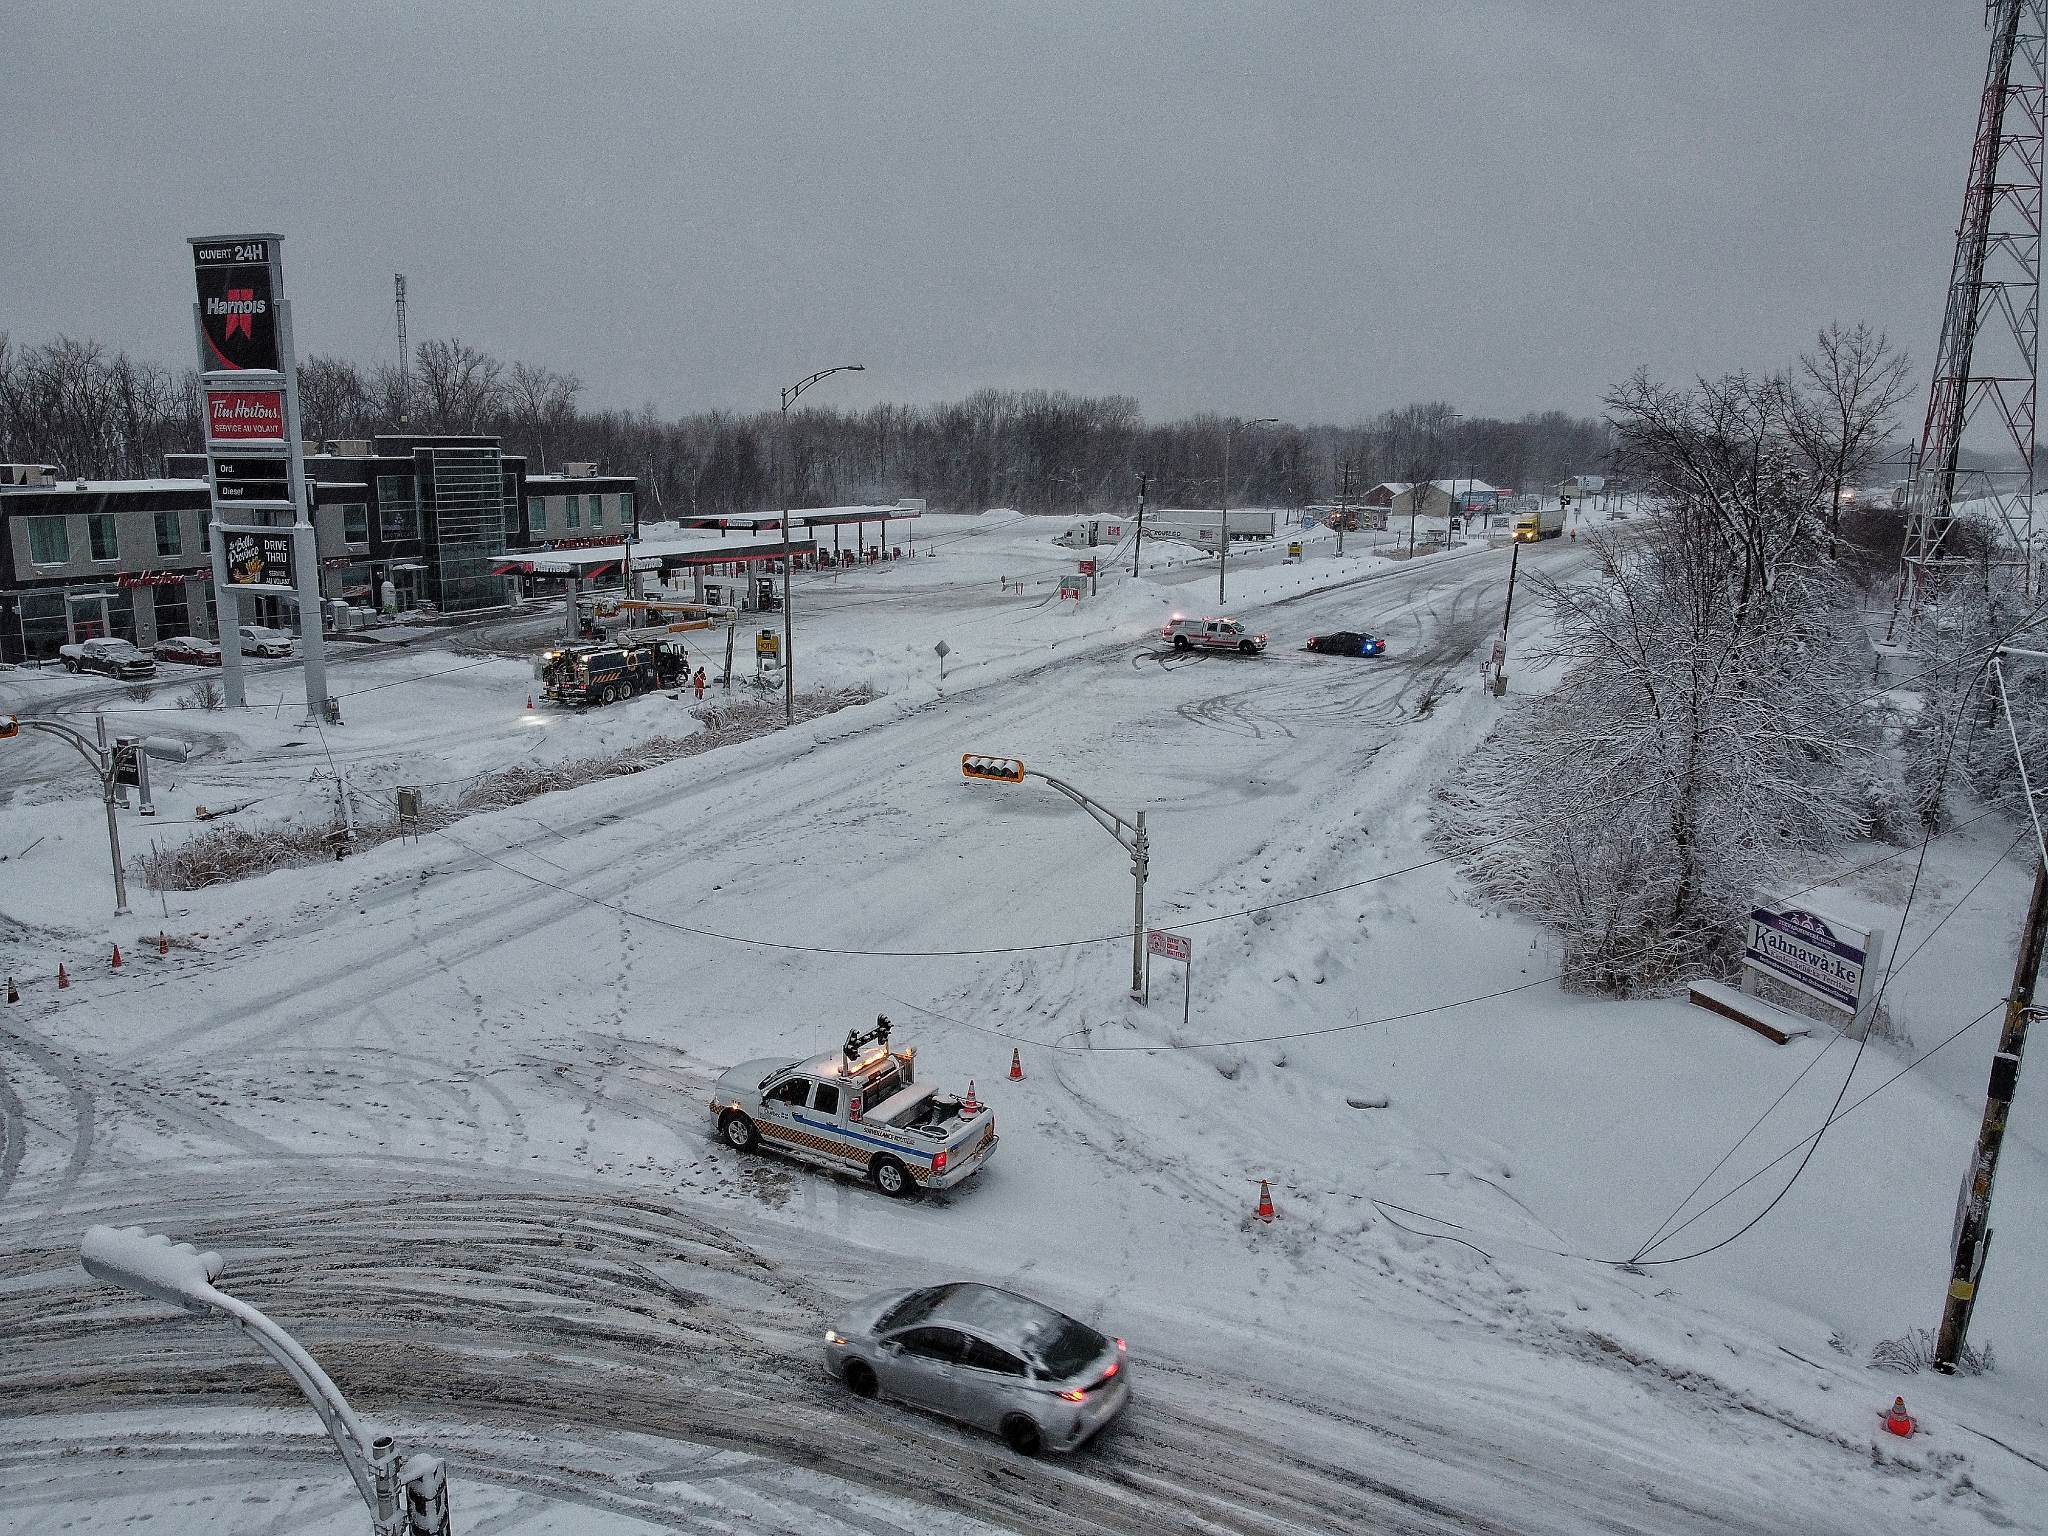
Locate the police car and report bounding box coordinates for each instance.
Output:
[1161,614,1267,654]
[711,1018,999,1197]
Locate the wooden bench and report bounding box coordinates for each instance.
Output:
[1688,978,1814,1045]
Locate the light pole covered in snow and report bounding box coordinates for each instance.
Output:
[80,1225,454,1533]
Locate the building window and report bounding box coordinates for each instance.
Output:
[566,495,581,530]
[377,475,420,541]
[342,504,369,544]
[154,511,183,557]
[27,516,71,565]
[589,496,604,528]
[620,491,634,524]
[197,505,212,551]
[89,514,118,561]
[527,496,544,532]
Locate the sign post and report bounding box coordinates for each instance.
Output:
[188,234,327,721]
[1146,928,1192,1022]
[1079,558,1097,596]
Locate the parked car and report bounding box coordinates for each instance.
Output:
[237,624,294,658]
[153,634,222,666]
[824,1282,1130,1456]
[1160,615,1267,655]
[58,637,156,679]
[1303,630,1387,658]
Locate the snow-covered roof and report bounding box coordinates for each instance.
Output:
[1431,479,1499,495]
[0,477,210,495]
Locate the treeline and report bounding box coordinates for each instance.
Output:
[1,331,1611,514]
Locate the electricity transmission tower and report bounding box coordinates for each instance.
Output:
[394,273,409,428]
[1896,0,2046,638]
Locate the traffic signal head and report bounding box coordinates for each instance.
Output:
[961,753,1026,783]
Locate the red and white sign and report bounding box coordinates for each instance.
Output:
[1078,559,1097,576]
[206,388,286,442]
[1146,929,1191,963]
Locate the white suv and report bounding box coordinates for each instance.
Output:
[238,624,295,657]
[1161,615,1267,655]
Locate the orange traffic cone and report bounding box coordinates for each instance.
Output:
[57,963,69,990]
[5,975,17,1005]
[964,1079,981,1112]
[1884,1396,1915,1437]
[1008,1047,1023,1081]
[110,943,122,970]
[157,931,169,957]
[527,695,535,710]
[1254,1178,1276,1223]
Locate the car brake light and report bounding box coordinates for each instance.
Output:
[1115,1338,1126,1351]
[932,1150,947,1172]
[1103,1361,1119,1378]
[1059,1387,1087,1402]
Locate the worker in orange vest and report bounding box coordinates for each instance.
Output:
[693,667,707,700]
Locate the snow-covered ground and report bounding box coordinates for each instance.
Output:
[2,508,2044,1534]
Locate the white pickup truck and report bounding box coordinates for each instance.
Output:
[711,1018,999,1198]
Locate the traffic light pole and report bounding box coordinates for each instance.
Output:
[961,754,1149,998]
[5,717,186,914]
[1132,472,1149,578]
[1026,769,1148,998]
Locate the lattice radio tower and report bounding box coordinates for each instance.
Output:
[1897,0,2046,636]
[394,272,410,428]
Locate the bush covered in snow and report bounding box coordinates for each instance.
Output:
[1436,363,1893,996]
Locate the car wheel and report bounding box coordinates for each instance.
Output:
[1239,640,1256,655]
[602,684,619,705]
[1001,1415,1044,1457]
[720,1112,758,1152]
[841,1359,878,1398]
[1172,635,1191,651]
[870,1155,916,1198]
[64,659,78,672]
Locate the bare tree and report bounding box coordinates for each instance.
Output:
[504,361,583,469]
[297,355,374,444]
[413,337,506,434]
[1792,321,1913,544]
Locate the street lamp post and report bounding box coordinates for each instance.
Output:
[779,363,866,725]
[81,1225,452,1535]
[1220,416,1279,604]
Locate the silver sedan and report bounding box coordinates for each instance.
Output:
[823,1282,1130,1456]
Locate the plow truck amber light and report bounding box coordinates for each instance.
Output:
[825,1329,844,1345]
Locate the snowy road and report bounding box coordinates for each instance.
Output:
[8,531,2031,1535]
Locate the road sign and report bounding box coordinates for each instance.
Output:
[755,629,781,657]
[1145,929,1192,1022]
[1058,575,1085,600]
[1147,929,1191,963]
[204,387,286,443]
[962,753,1026,783]
[211,452,291,503]
[1078,559,1096,576]
[219,527,296,590]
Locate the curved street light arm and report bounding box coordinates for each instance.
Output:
[781,363,866,412]
[201,1285,380,1508]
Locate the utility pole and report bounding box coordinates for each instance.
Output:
[393,275,409,428]
[1936,647,2048,1370]
[1132,472,1149,577]
[1486,537,1521,696]
[1337,458,1351,557]
[1220,417,1278,605]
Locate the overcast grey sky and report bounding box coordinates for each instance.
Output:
[0,2,1988,424]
